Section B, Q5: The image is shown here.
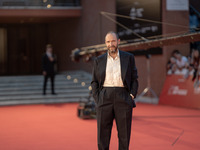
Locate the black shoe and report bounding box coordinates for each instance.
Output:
[52,93,57,95]
[43,93,46,95]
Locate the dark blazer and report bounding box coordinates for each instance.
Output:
[91,50,138,105]
[42,53,56,74]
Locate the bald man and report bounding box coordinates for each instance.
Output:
[91,31,138,150]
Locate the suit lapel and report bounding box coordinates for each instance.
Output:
[119,50,128,81]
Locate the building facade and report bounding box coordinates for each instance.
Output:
[0,0,192,96]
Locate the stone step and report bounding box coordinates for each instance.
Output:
[0,97,94,106]
[0,71,91,81]
[0,92,91,101]
[0,77,91,83]
[0,70,93,106]
[0,84,91,92]
[0,75,91,84]
[0,81,91,88]
[0,88,90,96]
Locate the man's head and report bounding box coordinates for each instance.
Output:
[105,31,120,54]
[46,44,53,53]
[170,57,176,64]
[193,49,199,58]
[172,50,182,60]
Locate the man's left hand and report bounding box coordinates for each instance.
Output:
[130,94,134,100]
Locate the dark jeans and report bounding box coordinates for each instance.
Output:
[43,74,55,94]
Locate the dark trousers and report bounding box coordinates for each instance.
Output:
[96,87,133,150]
[43,74,55,94]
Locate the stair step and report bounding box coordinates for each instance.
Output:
[0,86,91,92]
[0,70,93,106]
[0,93,90,101]
[0,97,94,106]
[0,89,90,96]
[0,82,91,89]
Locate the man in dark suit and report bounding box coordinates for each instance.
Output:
[42,44,57,95]
[91,31,138,150]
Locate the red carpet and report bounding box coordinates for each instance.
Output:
[0,103,200,150]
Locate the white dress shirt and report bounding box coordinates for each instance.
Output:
[46,52,52,57]
[103,51,124,87]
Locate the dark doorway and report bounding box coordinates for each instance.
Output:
[0,28,7,75]
[3,24,48,75]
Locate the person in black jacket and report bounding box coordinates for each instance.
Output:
[42,44,57,95]
[91,31,138,150]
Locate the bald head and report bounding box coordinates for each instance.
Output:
[105,31,119,41]
[105,31,120,54]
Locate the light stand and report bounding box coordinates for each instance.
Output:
[136,53,159,104]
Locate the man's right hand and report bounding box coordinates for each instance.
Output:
[43,71,47,76]
[49,57,54,62]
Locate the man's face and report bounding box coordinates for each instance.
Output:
[170,57,176,64]
[176,54,182,60]
[47,47,53,53]
[193,50,199,58]
[105,33,120,54]
[174,53,181,60]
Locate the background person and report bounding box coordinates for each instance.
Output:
[42,44,57,95]
[190,48,200,87]
[167,56,177,74]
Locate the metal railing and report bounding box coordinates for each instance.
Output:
[0,0,81,7]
